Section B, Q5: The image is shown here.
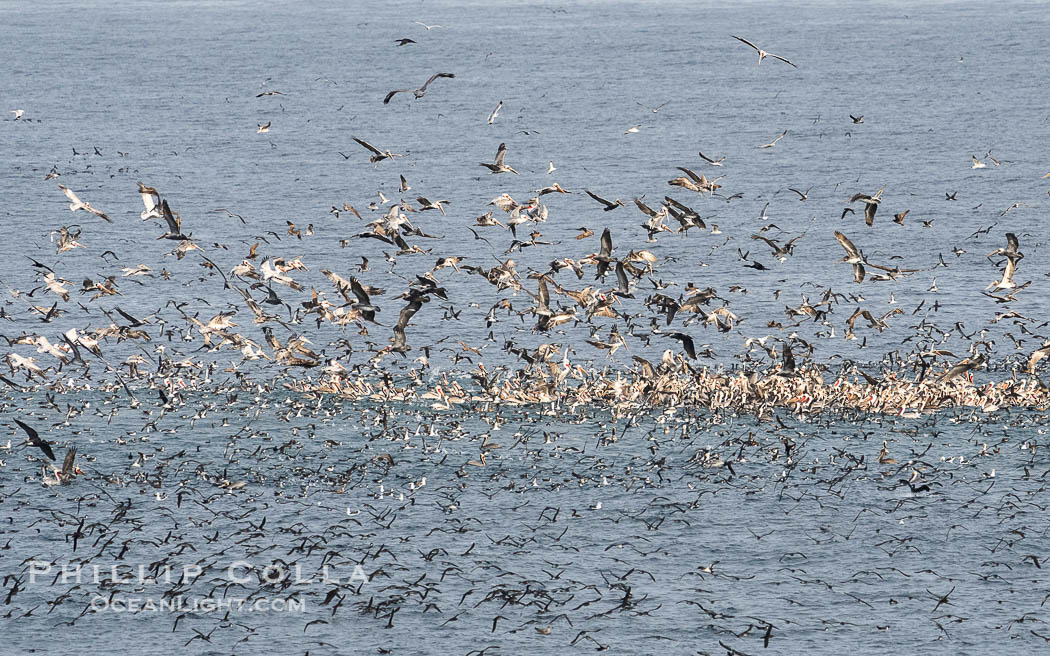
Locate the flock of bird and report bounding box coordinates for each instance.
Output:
[3,12,1050,656]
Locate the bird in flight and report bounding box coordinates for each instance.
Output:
[698,151,725,166]
[731,36,797,68]
[384,72,455,104]
[352,136,401,164]
[58,184,111,222]
[414,21,443,30]
[758,130,787,148]
[479,142,518,174]
[848,185,886,226]
[488,100,502,125]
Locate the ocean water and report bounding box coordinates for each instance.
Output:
[2,1,1050,654]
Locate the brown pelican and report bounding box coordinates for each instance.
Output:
[848,185,886,226]
[383,72,455,104]
[138,182,162,220]
[352,136,401,163]
[731,36,797,68]
[584,190,625,211]
[480,142,518,174]
[58,185,111,222]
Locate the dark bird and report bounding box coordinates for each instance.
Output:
[14,419,55,460]
[585,190,625,211]
[352,136,401,163]
[384,72,455,104]
[394,38,416,46]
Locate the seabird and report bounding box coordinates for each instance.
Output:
[58,185,111,222]
[383,72,455,104]
[479,143,518,174]
[731,36,797,68]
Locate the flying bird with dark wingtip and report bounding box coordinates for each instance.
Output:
[14,419,55,460]
[479,143,518,174]
[383,72,455,104]
[58,185,111,222]
[731,35,797,68]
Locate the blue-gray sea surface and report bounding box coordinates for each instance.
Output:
[2,1,1050,654]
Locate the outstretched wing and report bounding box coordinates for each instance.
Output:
[494,142,508,167]
[352,136,383,156]
[383,89,408,104]
[731,35,761,52]
[421,72,455,91]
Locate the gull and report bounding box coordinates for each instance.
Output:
[758,130,787,148]
[637,101,669,113]
[624,125,641,134]
[731,36,797,68]
[479,142,518,174]
[138,182,162,220]
[698,151,725,166]
[383,72,455,104]
[547,161,556,175]
[850,114,864,123]
[58,185,111,222]
[787,186,811,201]
[848,185,886,226]
[257,121,271,133]
[414,21,443,30]
[352,136,401,163]
[11,109,24,120]
[488,100,502,125]
[971,155,987,169]
[394,38,416,46]
[584,190,625,211]
[256,90,284,97]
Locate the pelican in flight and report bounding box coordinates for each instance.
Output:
[383,72,455,104]
[848,185,886,226]
[352,136,401,164]
[731,36,797,68]
[58,185,111,222]
[138,182,162,220]
[480,143,518,174]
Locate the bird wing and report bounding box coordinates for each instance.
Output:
[834,231,860,258]
[852,263,865,283]
[698,151,718,164]
[537,277,550,311]
[600,228,613,257]
[15,419,54,460]
[864,203,877,226]
[161,200,181,234]
[139,184,160,214]
[61,446,77,477]
[768,53,797,68]
[383,89,408,104]
[59,184,82,205]
[633,198,657,217]
[787,188,806,200]
[352,137,383,155]
[676,167,704,184]
[421,72,455,90]
[349,277,372,306]
[586,190,612,207]
[731,35,761,52]
[494,142,508,167]
[615,261,630,293]
[1006,232,1019,253]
